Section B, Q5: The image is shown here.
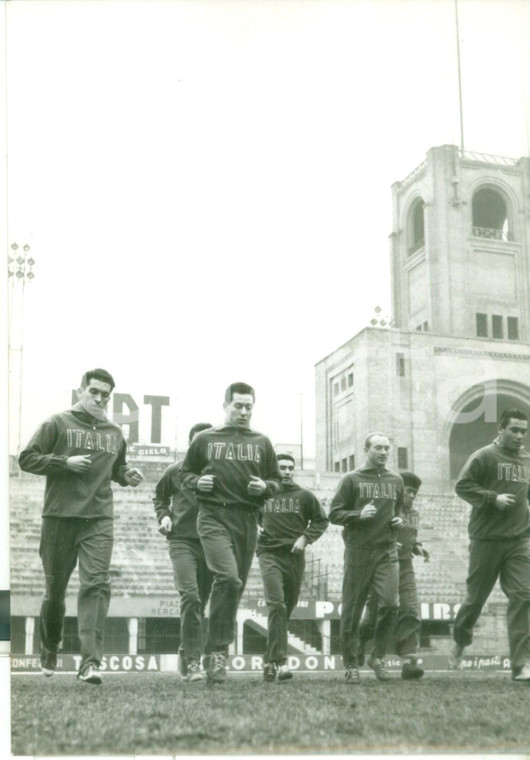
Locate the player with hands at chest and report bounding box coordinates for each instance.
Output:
[180,382,281,685]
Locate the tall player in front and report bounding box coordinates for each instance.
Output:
[180,382,281,684]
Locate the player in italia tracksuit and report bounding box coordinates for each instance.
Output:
[153,423,214,682]
[180,382,281,684]
[257,454,328,682]
[358,471,429,680]
[330,433,404,683]
[450,409,530,682]
[18,368,143,685]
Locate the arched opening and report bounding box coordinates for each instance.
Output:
[472,187,513,241]
[449,389,530,479]
[408,198,424,254]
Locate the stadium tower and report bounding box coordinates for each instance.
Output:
[315,144,530,489]
[310,145,530,657]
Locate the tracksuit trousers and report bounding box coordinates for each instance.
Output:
[258,547,305,664]
[340,543,399,669]
[39,516,113,670]
[359,558,420,658]
[197,505,258,652]
[168,538,213,663]
[453,536,530,673]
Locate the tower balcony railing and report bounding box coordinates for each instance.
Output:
[399,160,427,190]
[461,150,518,167]
[471,226,514,242]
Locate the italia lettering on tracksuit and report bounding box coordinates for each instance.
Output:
[456,442,530,540]
[19,403,130,519]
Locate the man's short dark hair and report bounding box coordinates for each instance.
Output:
[80,368,115,391]
[188,422,212,443]
[400,471,422,490]
[277,453,295,466]
[225,382,255,403]
[500,408,528,429]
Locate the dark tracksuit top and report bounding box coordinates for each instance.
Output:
[257,482,329,554]
[153,461,200,540]
[329,465,404,547]
[455,442,530,540]
[18,403,130,518]
[397,508,425,560]
[180,425,281,509]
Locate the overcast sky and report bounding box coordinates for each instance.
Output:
[4,0,530,462]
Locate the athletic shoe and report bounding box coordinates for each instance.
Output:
[207,651,226,685]
[277,664,293,682]
[77,664,102,685]
[263,662,277,682]
[345,668,360,684]
[178,650,188,679]
[187,660,205,682]
[40,651,56,677]
[367,655,391,681]
[448,641,465,670]
[401,661,424,680]
[512,663,530,682]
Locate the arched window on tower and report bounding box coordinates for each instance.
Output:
[408,199,425,254]
[472,187,513,241]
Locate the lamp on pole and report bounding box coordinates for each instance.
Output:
[8,243,36,455]
[369,305,393,328]
[299,392,304,471]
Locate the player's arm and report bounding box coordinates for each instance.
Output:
[413,540,430,561]
[455,451,501,509]
[112,440,143,487]
[256,503,265,531]
[261,439,282,497]
[302,493,329,543]
[180,437,213,492]
[249,440,281,497]
[153,466,175,525]
[390,478,404,528]
[329,476,361,525]
[18,418,69,474]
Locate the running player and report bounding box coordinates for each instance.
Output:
[258,454,328,682]
[19,368,143,685]
[449,409,530,682]
[358,471,429,679]
[153,423,213,682]
[180,382,281,684]
[329,432,404,683]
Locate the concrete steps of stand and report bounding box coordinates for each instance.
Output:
[245,611,319,655]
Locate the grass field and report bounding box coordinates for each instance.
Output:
[11,670,530,756]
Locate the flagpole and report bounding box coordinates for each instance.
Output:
[455,0,465,152]
[299,393,304,470]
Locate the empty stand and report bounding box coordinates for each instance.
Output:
[10,475,508,612]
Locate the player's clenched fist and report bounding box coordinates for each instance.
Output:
[197,474,215,493]
[360,501,377,520]
[66,455,92,473]
[248,475,267,496]
[124,468,144,487]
